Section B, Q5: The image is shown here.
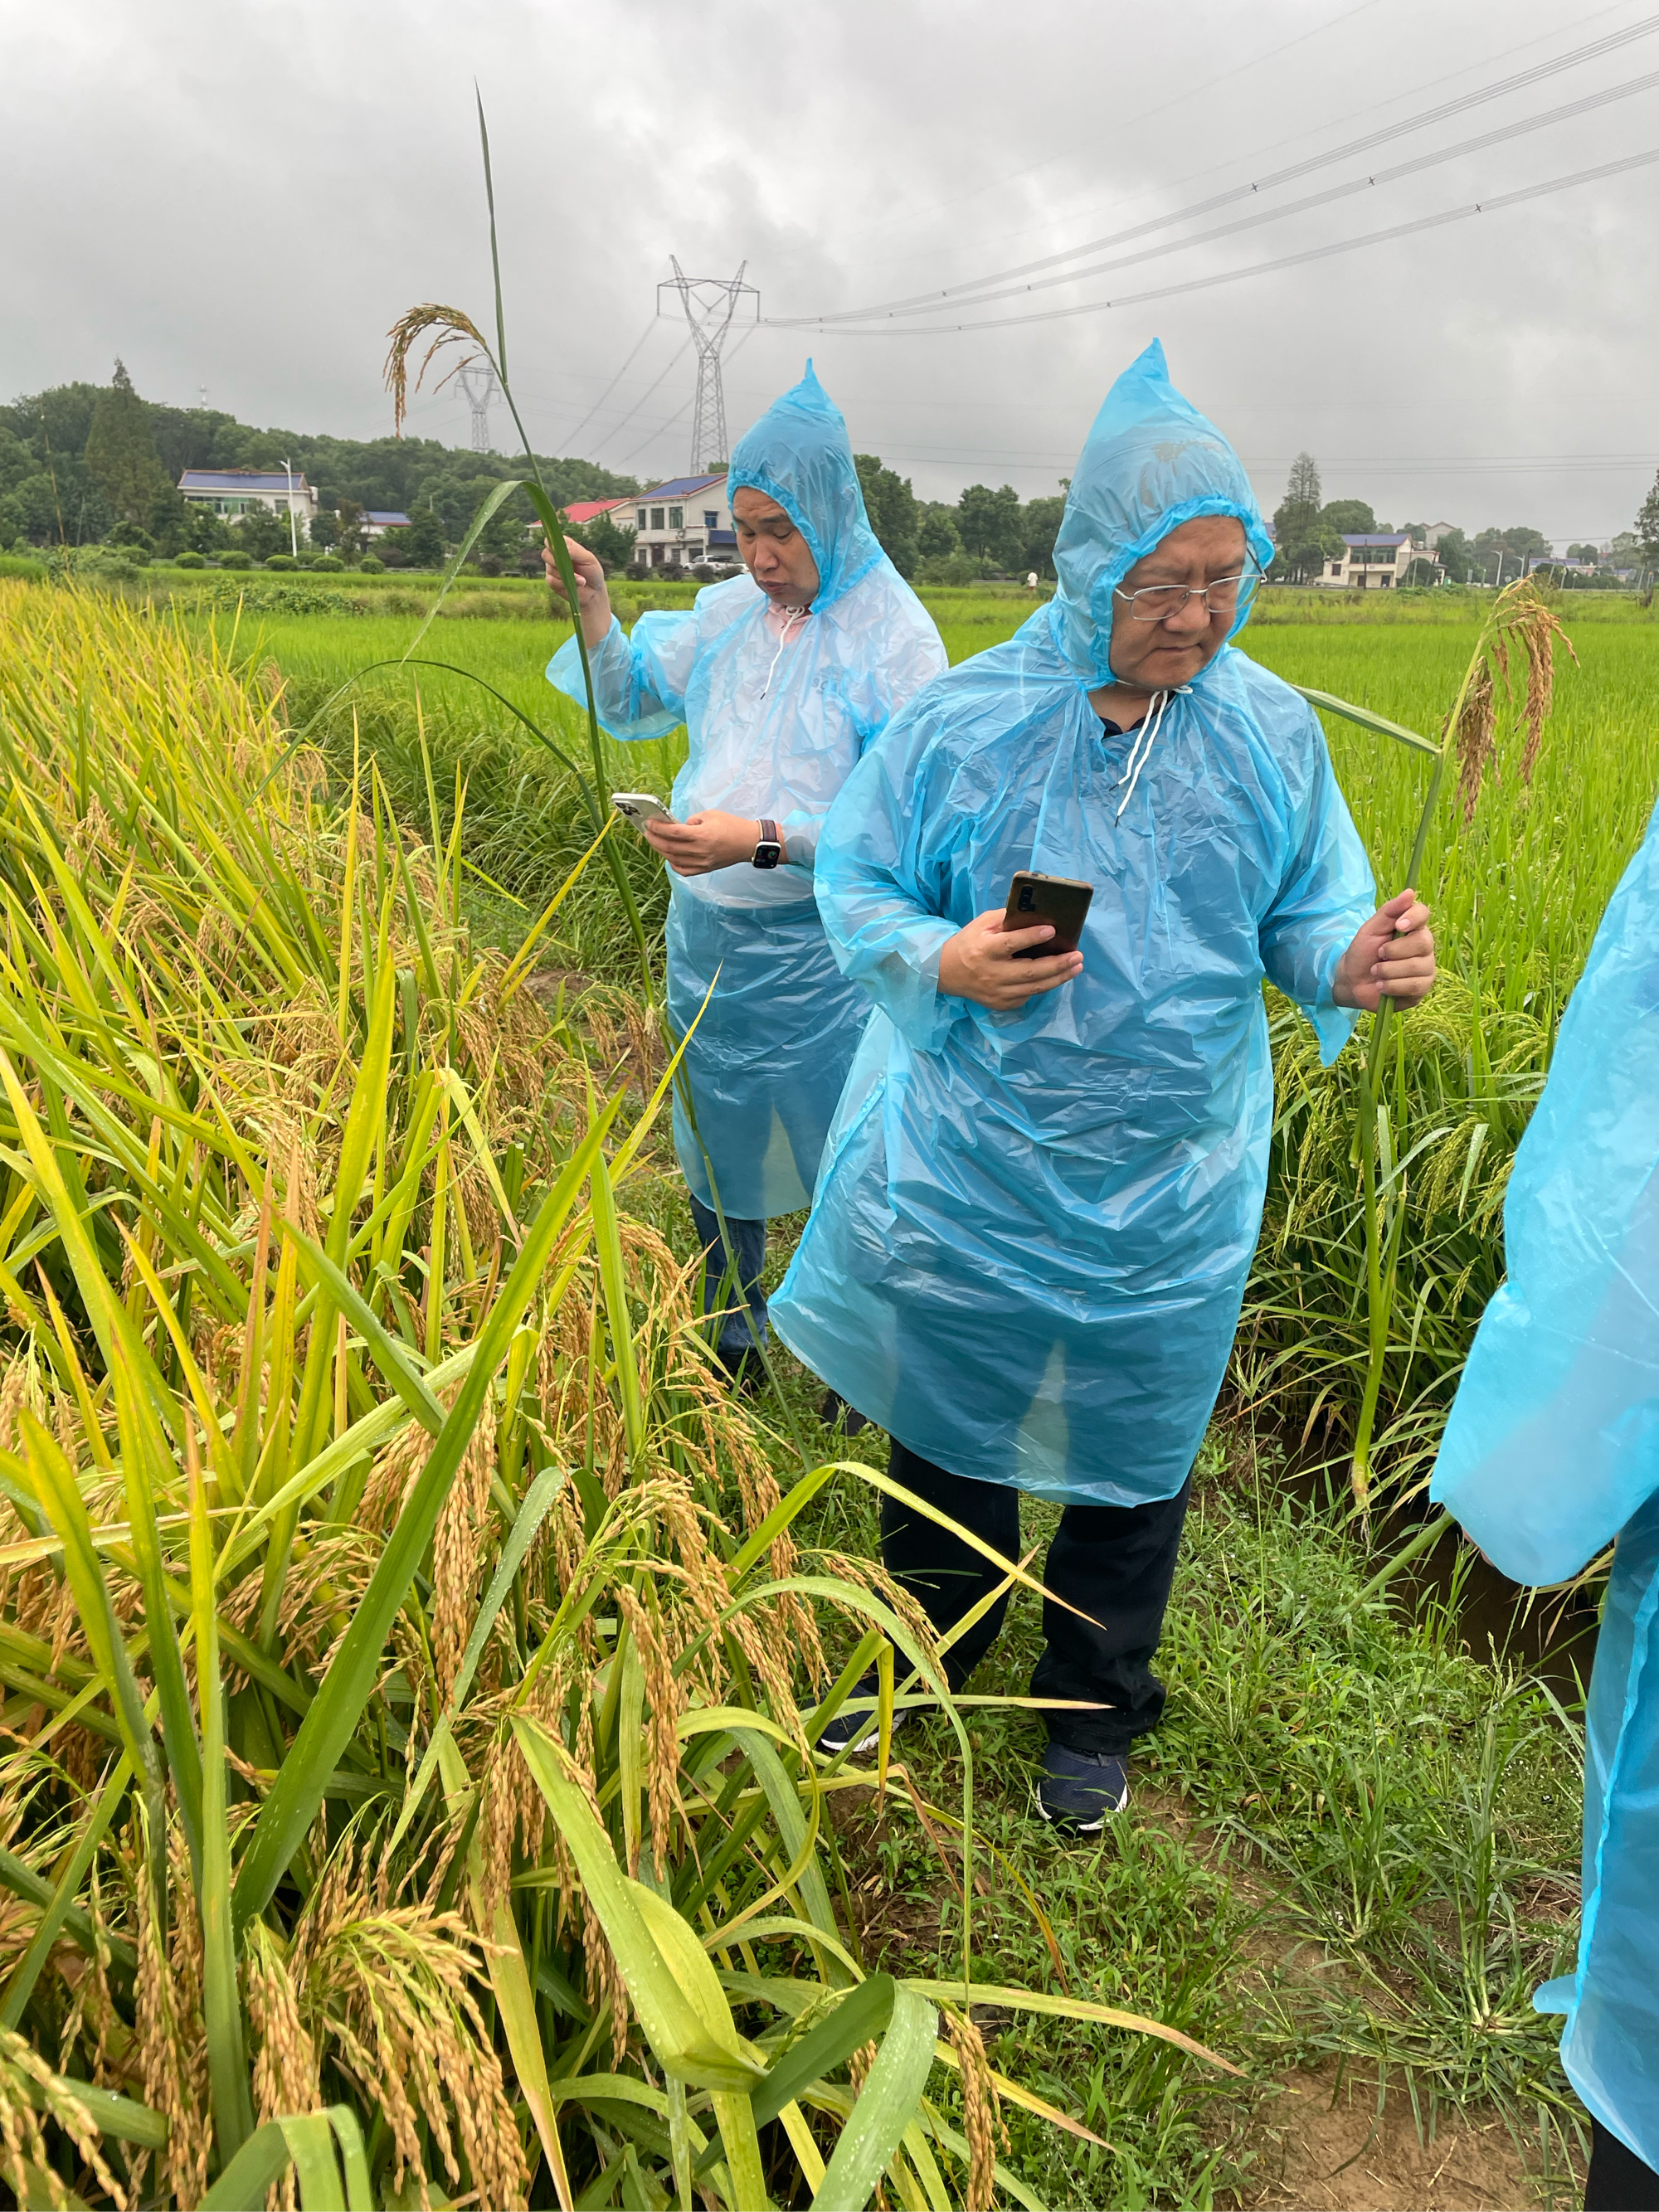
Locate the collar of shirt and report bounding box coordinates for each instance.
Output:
[763,600,814,639]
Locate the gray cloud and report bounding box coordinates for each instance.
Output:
[4,0,1657,541]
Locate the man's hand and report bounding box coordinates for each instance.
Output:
[542,534,611,649]
[938,908,1082,1010]
[1332,888,1436,1011]
[644,811,765,877]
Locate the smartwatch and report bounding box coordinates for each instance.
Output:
[752,817,783,870]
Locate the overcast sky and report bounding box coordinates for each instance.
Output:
[6,0,1658,545]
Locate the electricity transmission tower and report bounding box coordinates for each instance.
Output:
[659,260,760,474]
[456,362,498,453]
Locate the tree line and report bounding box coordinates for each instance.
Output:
[0,362,1078,584]
[0,362,636,564]
[1272,450,1651,588]
[24,366,1647,593]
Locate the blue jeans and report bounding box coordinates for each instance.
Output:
[688,1194,768,1359]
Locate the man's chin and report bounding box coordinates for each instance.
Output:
[1142,648,1208,681]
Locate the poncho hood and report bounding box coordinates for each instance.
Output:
[727,362,885,611]
[1050,338,1273,688]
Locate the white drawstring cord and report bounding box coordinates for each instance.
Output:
[1113,683,1190,819]
[759,605,808,698]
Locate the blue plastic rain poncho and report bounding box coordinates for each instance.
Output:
[546,367,946,1218]
[1431,800,1659,2170]
[771,341,1376,1504]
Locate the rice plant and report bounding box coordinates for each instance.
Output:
[0,581,1214,2207]
[1266,581,1574,1525]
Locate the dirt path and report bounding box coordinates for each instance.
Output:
[1243,2063,1549,2211]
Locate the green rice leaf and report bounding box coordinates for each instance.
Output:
[189,1446,254,2159]
[810,1983,937,2212]
[1292,683,1439,757]
[512,1714,764,2091]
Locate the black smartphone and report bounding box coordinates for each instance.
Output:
[1004,871,1094,960]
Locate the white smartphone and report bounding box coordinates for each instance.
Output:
[611,790,674,829]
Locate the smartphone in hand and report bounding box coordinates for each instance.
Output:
[611,791,675,829]
[1004,871,1093,960]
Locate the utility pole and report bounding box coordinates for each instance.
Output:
[283,457,299,557]
[456,363,498,454]
[659,260,760,475]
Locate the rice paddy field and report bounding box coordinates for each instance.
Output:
[0,565,1654,2209]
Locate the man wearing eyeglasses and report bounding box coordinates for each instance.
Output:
[772,340,1435,1830]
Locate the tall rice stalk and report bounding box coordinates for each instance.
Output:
[1291,580,1574,1523]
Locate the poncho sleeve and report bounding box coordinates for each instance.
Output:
[1431,802,1659,1584]
[1256,703,1375,1065]
[545,610,701,743]
[813,695,964,1053]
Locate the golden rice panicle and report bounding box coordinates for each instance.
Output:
[292,1840,529,2211]
[946,2008,1003,2212]
[615,1584,685,1877]
[133,1825,212,2209]
[0,2028,129,2212]
[431,1390,497,1699]
[1454,659,1498,828]
[383,306,494,438]
[358,1417,431,1534]
[1514,591,1578,785]
[245,1926,320,2212]
[476,1664,560,1921]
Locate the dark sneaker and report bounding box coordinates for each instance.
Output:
[1038,1744,1129,1831]
[818,1388,870,1437]
[815,1670,913,1759]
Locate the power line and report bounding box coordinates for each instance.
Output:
[826,0,1389,251]
[593,334,693,459]
[776,12,1659,328]
[778,142,1659,338]
[793,68,1659,328]
[559,320,659,453]
[859,0,1638,288]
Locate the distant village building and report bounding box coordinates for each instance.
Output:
[561,498,635,529]
[178,468,319,532]
[1317,531,1443,591]
[629,474,736,569]
[361,510,411,540]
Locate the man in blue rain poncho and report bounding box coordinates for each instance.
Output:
[1431,809,1659,2210]
[773,341,1437,1827]
[545,368,946,1384]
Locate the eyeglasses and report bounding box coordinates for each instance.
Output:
[1113,567,1259,623]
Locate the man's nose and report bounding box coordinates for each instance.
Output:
[1165,592,1213,636]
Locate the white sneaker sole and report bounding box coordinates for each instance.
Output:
[1037,1782,1129,1830]
[818,1712,913,1761]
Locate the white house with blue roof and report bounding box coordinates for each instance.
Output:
[628,473,736,570]
[1317,530,1443,589]
[178,467,319,534]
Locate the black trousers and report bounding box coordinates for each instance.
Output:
[1588,2120,1659,2210]
[880,1441,1190,1757]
